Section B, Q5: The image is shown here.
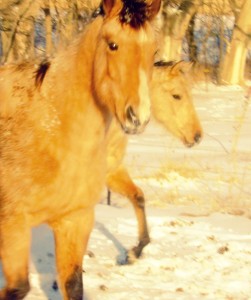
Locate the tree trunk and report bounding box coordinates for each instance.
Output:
[55,0,79,47]
[1,13,16,63]
[220,0,251,85]
[161,0,201,61]
[43,0,53,56]
[185,14,198,62]
[0,0,40,63]
[13,15,35,61]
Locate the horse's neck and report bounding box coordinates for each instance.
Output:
[76,17,112,130]
[75,17,103,83]
[47,17,110,139]
[49,17,104,111]
[52,17,103,93]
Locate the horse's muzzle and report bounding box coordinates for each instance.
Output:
[184,131,203,147]
[122,106,149,135]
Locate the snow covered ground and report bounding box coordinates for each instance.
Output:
[1,84,251,299]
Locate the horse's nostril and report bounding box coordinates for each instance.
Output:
[126,106,140,127]
[194,132,202,143]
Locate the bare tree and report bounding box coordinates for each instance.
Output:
[53,0,79,47]
[220,0,251,84]
[0,0,41,63]
[43,0,53,56]
[185,13,197,61]
[1,0,249,85]
[160,0,202,61]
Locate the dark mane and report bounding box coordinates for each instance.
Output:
[119,0,150,28]
[93,0,152,28]
[34,59,51,89]
[154,60,176,68]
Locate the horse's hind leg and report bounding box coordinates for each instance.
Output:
[50,209,94,300]
[106,166,150,263]
[0,216,31,300]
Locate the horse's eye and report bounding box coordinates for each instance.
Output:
[173,94,181,100]
[108,42,118,51]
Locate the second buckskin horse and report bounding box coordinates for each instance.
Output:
[106,60,203,262]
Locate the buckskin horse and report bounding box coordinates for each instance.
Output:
[0,0,161,299]
[105,60,203,262]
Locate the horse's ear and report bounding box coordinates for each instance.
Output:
[182,61,194,73]
[102,0,116,15]
[147,0,162,20]
[170,61,193,75]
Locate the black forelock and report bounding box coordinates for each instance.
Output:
[119,0,149,28]
[93,0,151,28]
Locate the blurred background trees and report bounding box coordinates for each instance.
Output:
[0,0,40,62]
[0,0,250,85]
[0,0,98,61]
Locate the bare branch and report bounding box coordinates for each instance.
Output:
[2,0,37,63]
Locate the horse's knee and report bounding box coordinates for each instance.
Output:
[135,194,145,208]
[65,266,83,300]
[0,280,30,300]
[131,185,145,208]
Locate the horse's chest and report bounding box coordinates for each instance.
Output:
[33,124,107,220]
[23,137,106,225]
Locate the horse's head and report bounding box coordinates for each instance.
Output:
[152,61,203,147]
[92,0,161,134]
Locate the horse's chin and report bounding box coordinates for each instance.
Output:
[182,137,196,148]
[122,125,145,135]
[119,121,148,135]
[184,141,195,148]
[118,119,149,135]
[182,132,202,148]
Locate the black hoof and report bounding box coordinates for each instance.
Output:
[0,280,30,300]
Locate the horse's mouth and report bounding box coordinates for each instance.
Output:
[183,132,202,148]
[121,123,146,135]
[184,140,196,148]
[116,113,150,135]
[177,131,196,148]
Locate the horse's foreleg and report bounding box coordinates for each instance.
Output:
[50,209,94,300]
[106,166,150,263]
[0,216,31,300]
